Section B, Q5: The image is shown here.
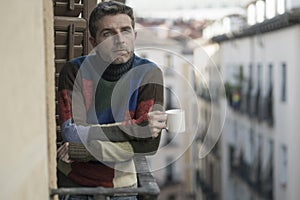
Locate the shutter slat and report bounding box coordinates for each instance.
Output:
[54,2,83,17]
[55,31,83,45]
[55,45,83,59]
[54,16,87,32]
[68,24,75,59]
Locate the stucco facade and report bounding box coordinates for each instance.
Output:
[219,25,300,200]
[0,1,56,199]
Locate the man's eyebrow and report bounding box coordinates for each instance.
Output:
[121,25,132,29]
[99,25,132,33]
[99,28,114,33]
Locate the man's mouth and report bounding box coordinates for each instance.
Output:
[113,49,128,53]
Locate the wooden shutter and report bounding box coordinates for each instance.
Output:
[53,0,97,141]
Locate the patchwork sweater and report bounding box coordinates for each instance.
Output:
[57,54,164,187]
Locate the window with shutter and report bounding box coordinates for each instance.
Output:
[53,0,97,142]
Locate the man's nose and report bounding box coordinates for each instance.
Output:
[114,32,125,44]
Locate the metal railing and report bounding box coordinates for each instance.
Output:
[50,156,160,200]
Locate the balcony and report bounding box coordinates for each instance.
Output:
[50,156,160,200]
[228,145,273,200]
[262,88,274,126]
[196,170,218,200]
[224,82,241,111]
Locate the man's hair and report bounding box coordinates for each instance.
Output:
[89,1,135,38]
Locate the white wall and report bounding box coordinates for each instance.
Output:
[219,25,300,200]
[0,1,51,199]
[286,0,300,10]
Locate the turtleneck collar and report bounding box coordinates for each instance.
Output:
[102,55,134,81]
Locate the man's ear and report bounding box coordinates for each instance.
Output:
[89,36,97,48]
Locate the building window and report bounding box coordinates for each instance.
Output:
[165,157,175,183]
[164,128,174,146]
[281,63,287,102]
[256,64,262,119]
[249,64,261,117]
[223,17,231,33]
[249,129,254,164]
[256,64,262,89]
[266,0,276,19]
[233,120,238,144]
[277,0,286,14]
[262,140,274,198]
[279,145,287,187]
[266,64,274,125]
[165,86,175,110]
[164,54,173,75]
[246,129,255,165]
[246,64,253,115]
[257,64,262,94]
[256,0,266,23]
[247,4,256,25]
[268,64,273,91]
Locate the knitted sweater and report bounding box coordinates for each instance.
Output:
[57,54,164,188]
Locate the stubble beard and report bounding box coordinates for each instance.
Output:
[111,50,133,64]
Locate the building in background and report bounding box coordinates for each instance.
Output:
[192,38,225,200]
[197,0,300,199]
[132,1,252,199]
[135,23,198,200]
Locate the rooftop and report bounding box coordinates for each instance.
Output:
[212,10,300,42]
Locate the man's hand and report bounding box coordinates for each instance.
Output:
[148,111,167,138]
[57,142,73,163]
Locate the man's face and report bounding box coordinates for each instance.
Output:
[90,14,136,64]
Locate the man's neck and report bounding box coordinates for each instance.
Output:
[102,55,135,81]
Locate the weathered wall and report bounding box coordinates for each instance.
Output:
[0,0,56,199]
[43,0,57,195]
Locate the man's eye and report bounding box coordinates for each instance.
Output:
[103,32,113,37]
[122,28,132,34]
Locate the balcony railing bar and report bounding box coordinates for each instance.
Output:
[50,156,160,200]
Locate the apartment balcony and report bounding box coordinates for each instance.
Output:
[196,171,218,200]
[197,88,212,102]
[261,89,274,126]
[224,82,241,111]
[226,84,274,126]
[50,156,160,200]
[229,145,273,200]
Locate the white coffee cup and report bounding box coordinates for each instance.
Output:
[166,109,185,133]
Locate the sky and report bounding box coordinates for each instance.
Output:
[127,0,250,20]
[127,0,249,11]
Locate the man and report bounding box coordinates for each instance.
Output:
[57,1,166,199]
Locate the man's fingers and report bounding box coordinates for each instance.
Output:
[62,154,73,163]
[152,132,159,138]
[148,112,167,126]
[150,128,160,138]
[57,143,69,159]
[57,146,65,158]
[57,143,73,163]
[148,111,167,138]
[150,120,166,129]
